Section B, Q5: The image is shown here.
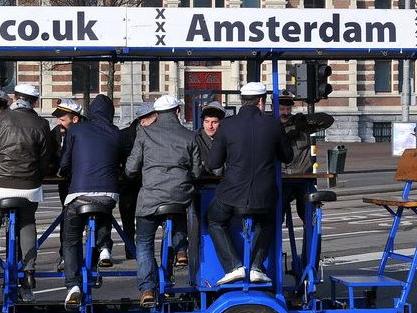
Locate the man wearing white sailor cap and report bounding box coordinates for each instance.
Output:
[207,82,293,285]
[0,84,51,302]
[50,98,83,272]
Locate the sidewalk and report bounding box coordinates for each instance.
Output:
[316,142,404,195]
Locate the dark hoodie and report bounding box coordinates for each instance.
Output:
[60,95,121,194]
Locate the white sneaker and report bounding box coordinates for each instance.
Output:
[98,248,113,267]
[250,269,272,283]
[19,287,35,303]
[64,286,81,311]
[216,266,246,285]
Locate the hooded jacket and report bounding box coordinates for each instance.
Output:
[0,107,51,189]
[60,95,121,194]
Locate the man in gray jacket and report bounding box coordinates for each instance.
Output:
[125,95,201,307]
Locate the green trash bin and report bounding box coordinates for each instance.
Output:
[327,145,347,174]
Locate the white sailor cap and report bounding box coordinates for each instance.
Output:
[52,98,82,117]
[154,95,180,111]
[14,84,39,97]
[240,82,267,96]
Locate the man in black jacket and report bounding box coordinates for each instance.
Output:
[280,92,334,271]
[50,98,83,271]
[0,84,51,302]
[119,103,157,259]
[60,95,122,310]
[195,101,226,176]
[207,82,293,285]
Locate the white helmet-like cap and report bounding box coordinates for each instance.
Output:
[52,98,82,117]
[15,84,39,97]
[154,95,180,111]
[240,82,267,96]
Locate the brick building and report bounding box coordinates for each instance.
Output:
[1,0,416,141]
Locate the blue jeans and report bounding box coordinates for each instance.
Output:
[63,196,115,289]
[135,214,187,292]
[207,199,273,273]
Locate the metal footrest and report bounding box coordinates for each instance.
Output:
[330,275,404,287]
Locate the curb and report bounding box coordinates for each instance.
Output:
[330,183,404,197]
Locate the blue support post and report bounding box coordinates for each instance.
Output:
[272,56,284,298]
[81,216,96,313]
[159,218,173,295]
[243,217,253,290]
[37,211,63,248]
[3,210,17,313]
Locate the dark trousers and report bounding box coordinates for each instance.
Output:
[282,182,321,270]
[63,197,115,289]
[207,199,273,273]
[58,182,113,258]
[118,184,140,258]
[135,214,187,292]
[16,202,38,271]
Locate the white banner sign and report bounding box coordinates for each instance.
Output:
[0,7,126,47]
[0,7,416,50]
[127,8,417,49]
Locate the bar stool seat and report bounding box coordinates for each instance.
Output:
[0,197,32,211]
[155,204,186,216]
[76,203,113,216]
[305,191,337,203]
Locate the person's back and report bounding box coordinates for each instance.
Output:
[0,105,50,189]
[61,95,121,194]
[125,95,201,307]
[207,82,293,286]
[137,111,199,214]
[210,106,292,210]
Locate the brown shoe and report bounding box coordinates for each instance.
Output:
[175,251,188,267]
[139,290,156,308]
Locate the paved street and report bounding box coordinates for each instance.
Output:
[1,142,416,310]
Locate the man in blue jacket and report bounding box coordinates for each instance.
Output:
[207,82,293,285]
[60,94,122,310]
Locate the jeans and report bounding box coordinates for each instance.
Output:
[282,181,321,270]
[58,181,69,257]
[207,199,273,273]
[17,202,38,271]
[135,214,187,292]
[63,196,115,289]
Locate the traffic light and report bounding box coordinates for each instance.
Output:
[316,63,333,99]
[295,63,316,102]
[294,62,333,103]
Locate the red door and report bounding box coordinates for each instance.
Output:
[184,71,222,122]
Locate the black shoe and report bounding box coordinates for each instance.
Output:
[22,271,36,289]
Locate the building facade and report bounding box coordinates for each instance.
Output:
[1,0,416,141]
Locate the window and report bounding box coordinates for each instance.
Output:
[375,61,391,92]
[373,122,391,142]
[180,0,224,7]
[398,0,415,8]
[398,60,415,93]
[0,0,16,5]
[304,0,325,8]
[142,0,162,6]
[0,62,16,93]
[241,0,259,7]
[72,62,99,94]
[149,61,160,92]
[374,0,391,8]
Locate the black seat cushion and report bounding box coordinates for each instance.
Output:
[74,196,115,216]
[235,207,271,215]
[155,204,187,216]
[305,191,337,203]
[0,197,33,210]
